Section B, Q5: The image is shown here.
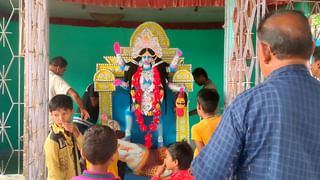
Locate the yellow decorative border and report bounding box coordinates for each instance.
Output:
[94,69,115,81]
[173,70,193,81]
[99,92,113,120]
[176,106,189,142]
[130,22,170,48]
[97,64,124,77]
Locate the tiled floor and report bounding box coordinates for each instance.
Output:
[0,175,25,180]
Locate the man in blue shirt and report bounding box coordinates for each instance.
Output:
[192,10,320,180]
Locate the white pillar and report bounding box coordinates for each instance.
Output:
[23,0,49,179]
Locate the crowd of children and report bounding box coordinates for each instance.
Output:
[44,82,220,180]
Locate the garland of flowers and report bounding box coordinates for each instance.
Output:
[131,66,163,148]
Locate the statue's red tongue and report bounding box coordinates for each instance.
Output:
[176,108,184,117]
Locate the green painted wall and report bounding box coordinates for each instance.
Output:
[50,24,225,130]
[0,21,24,173]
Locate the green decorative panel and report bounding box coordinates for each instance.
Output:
[0,1,24,174]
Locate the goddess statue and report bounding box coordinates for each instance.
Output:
[113,28,184,148]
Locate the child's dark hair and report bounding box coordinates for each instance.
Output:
[167,141,193,170]
[83,125,117,165]
[197,88,219,114]
[49,95,73,112]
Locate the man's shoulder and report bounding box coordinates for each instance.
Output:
[204,79,217,90]
[49,70,65,82]
[232,82,270,105]
[49,70,58,78]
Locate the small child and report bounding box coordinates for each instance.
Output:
[152,141,194,180]
[72,125,120,180]
[191,88,221,157]
[44,95,83,180]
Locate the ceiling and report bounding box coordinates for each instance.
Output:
[0,0,225,23]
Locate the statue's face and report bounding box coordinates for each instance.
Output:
[142,53,153,66]
[176,95,185,117]
[141,50,153,67]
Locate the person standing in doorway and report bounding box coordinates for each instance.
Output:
[49,56,89,126]
[189,67,217,116]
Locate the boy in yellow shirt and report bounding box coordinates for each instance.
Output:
[191,89,221,157]
[44,95,83,180]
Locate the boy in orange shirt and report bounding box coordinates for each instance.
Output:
[191,89,221,157]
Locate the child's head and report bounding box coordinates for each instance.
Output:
[49,95,74,127]
[82,125,117,166]
[165,141,193,171]
[196,88,219,118]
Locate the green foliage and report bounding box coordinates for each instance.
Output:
[312,13,320,26]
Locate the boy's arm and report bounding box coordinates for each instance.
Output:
[191,124,204,152]
[44,139,64,180]
[151,163,166,180]
[194,140,205,153]
[67,88,90,120]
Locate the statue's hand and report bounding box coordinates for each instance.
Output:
[113,79,129,89]
[177,48,183,57]
[169,48,183,72]
[114,42,121,54]
[114,42,125,68]
[179,87,186,92]
[113,79,123,86]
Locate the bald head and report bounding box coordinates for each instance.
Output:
[258,10,313,60]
